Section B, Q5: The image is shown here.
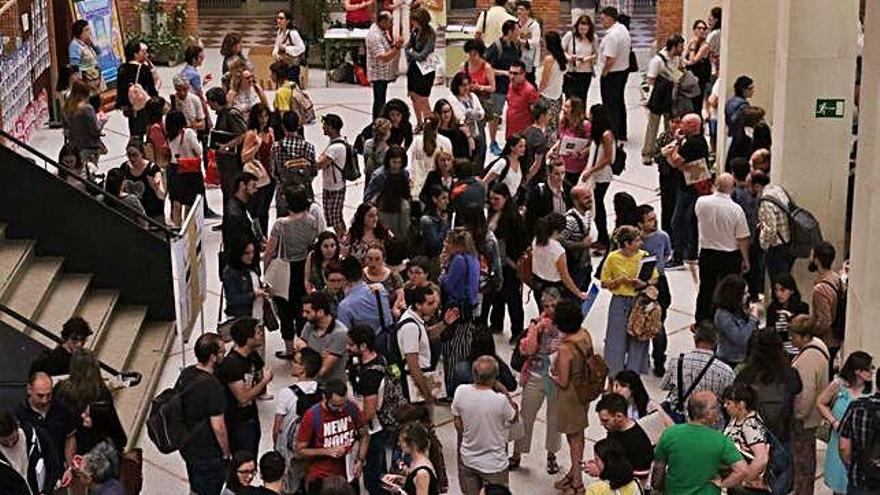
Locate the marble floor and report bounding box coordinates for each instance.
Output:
[27,47,831,494]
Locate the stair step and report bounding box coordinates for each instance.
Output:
[0,239,34,299]
[77,289,120,349]
[0,257,64,344]
[114,320,175,439]
[95,305,148,372]
[35,273,92,337]
[0,222,7,240]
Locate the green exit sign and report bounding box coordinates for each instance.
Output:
[816,99,845,118]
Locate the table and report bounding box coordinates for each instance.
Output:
[444,24,477,78]
[323,28,369,88]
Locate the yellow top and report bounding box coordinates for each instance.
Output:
[586,480,643,495]
[600,249,657,297]
[274,84,293,113]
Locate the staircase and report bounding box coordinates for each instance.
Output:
[0,222,175,445]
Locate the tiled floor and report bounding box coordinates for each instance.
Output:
[27,46,832,494]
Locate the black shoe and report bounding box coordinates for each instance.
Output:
[275,351,295,360]
[204,208,221,219]
[666,260,685,270]
[212,224,223,232]
[653,366,666,378]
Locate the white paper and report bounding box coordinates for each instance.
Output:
[405,369,447,402]
[559,136,590,156]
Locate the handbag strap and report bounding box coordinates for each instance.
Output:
[680,354,716,405]
[274,222,286,261]
[373,289,387,331]
[134,63,142,85]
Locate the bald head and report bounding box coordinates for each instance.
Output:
[715,173,735,194]
[750,148,771,172]
[571,184,593,210]
[687,390,719,425]
[26,372,53,412]
[472,355,499,385]
[682,113,702,135]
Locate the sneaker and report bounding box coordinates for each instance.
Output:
[204,208,221,219]
[490,141,502,156]
[666,260,686,270]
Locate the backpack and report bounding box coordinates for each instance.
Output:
[485,156,512,191]
[756,416,793,495]
[275,383,324,462]
[857,399,880,489]
[758,188,824,258]
[146,371,211,454]
[306,400,360,447]
[626,290,663,341]
[570,342,609,406]
[330,138,362,182]
[289,82,316,125]
[647,54,675,115]
[751,380,790,442]
[565,211,589,270]
[818,278,848,341]
[364,359,408,432]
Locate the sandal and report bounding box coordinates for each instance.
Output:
[546,454,560,475]
[563,481,585,495]
[508,454,521,470]
[553,474,572,490]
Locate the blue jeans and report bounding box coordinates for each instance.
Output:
[364,429,392,495]
[372,80,390,119]
[231,418,261,456]
[671,186,697,261]
[183,455,225,495]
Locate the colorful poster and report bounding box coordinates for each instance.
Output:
[170,196,207,346]
[70,0,125,85]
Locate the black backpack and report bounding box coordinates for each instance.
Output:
[751,380,790,442]
[330,138,361,182]
[818,278,848,341]
[146,371,211,454]
[758,188,824,258]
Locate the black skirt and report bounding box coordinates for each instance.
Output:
[407,61,435,97]
[167,165,203,206]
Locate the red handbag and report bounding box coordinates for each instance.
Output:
[177,156,202,174]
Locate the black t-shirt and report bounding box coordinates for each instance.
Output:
[29,346,72,377]
[350,355,386,399]
[241,486,277,495]
[438,127,471,160]
[607,423,654,472]
[177,366,226,457]
[678,134,710,164]
[217,349,263,426]
[14,400,76,466]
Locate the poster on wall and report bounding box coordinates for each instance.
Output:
[70,0,125,85]
[170,196,207,348]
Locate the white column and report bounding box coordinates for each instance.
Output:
[845,2,879,359]
[682,0,719,34]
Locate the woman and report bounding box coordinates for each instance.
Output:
[455,203,503,300]
[537,31,567,142]
[74,441,124,495]
[120,140,165,223]
[766,273,810,342]
[265,186,320,359]
[599,225,657,375]
[366,145,412,237]
[612,370,653,420]
[481,135,527,198]
[722,382,772,494]
[55,349,114,419]
[725,75,755,138]
[382,422,440,495]
[408,114,453,202]
[63,80,105,166]
[165,110,205,226]
[449,70,488,169]
[418,185,451,260]
[364,242,406,317]
[144,96,170,169]
[533,213,588,305]
[562,14,598,102]
[434,99,473,160]
[344,0,374,29]
[439,228,481,396]
[510,288,563,474]
[485,183,527,341]
[57,143,89,191]
[221,451,257,495]
[222,240,269,322]
[68,20,103,94]
[116,39,158,137]
[406,8,437,130]
[817,351,873,495]
[450,330,517,395]
[384,98,415,149]
[581,104,615,250]
[583,438,642,495]
[305,231,341,293]
[273,9,307,84]
[713,274,759,368]
[221,33,253,77]
[727,106,768,171]
[104,168,148,228]
[551,299,594,495]
[241,102,276,234]
[420,151,455,204]
[684,19,712,114]
[227,70,268,122]
[553,97,591,189]
[341,203,391,263]
[76,401,127,460]
[364,118,392,190]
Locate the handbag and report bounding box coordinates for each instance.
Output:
[119,448,143,495]
[128,64,149,112]
[816,420,832,443]
[661,353,716,424]
[243,160,271,188]
[264,224,291,300]
[263,298,280,331]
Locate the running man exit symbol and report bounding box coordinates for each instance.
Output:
[815,99,845,118]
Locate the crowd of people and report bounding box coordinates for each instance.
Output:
[3,1,877,495]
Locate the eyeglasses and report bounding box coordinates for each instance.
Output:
[509,71,524,76]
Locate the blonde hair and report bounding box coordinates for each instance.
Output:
[613,225,641,247]
[446,227,477,256]
[373,118,392,139]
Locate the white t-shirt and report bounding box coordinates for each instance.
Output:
[599,22,632,73]
[561,31,597,73]
[408,134,453,198]
[694,192,751,251]
[176,92,205,128]
[275,380,320,417]
[396,308,431,370]
[169,128,203,159]
[532,238,566,282]
[489,157,522,195]
[322,141,348,192]
[0,428,28,481]
[588,135,615,183]
[451,385,516,474]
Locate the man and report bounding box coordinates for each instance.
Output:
[474,0,515,47]
[838,367,880,495]
[397,284,452,404]
[485,20,523,155]
[29,316,92,376]
[598,7,632,140]
[222,172,264,270]
[294,291,349,385]
[750,148,771,174]
[660,321,735,426]
[637,204,673,376]
[560,184,595,291]
[246,451,286,494]
[451,158,488,215]
[731,158,763,298]
[653,114,683,238]
[271,111,317,211]
[514,1,541,86]
[178,333,231,495]
[206,87,247,202]
[809,242,844,358]
[452,356,518,494]
[171,75,206,131]
[505,61,540,142]
[706,7,722,77]
[14,372,76,472]
[0,409,61,495]
[591,393,653,480]
[366,11,403,119]
[336,257,393,332]
[525,160,569,236]
[642,34,684,163]
[179,44,210,104]
[663,113,710,268]
[295,379,369,495]
[757,179,796,279]
[693,173,750,323]
[653,391,748,494]
[216,317,274,456]
[520,102,551,184]
[316,114,349,235]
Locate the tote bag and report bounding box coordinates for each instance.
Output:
[264,224,291,300]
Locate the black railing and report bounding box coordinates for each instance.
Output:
[0,302,142,386]
[0,130,176,243]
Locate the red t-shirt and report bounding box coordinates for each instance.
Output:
[346,0,373,25]
[296,401,363,481]
[506,81,540,138]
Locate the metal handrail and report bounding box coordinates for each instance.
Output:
[0,129,177,241]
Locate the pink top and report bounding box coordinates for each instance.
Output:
[558,119,592,174]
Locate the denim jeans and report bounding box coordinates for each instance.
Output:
[671,186,697,262]
[372,80,390,119]
[183,455,225,495]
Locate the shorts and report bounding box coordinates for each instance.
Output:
[490,92,507,122]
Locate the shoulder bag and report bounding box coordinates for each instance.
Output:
[264,223,291,300]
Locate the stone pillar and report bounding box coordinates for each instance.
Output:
[656,0,683,44]
[844,2,879,359]
[681,0,718,34]
[715,0,778,164]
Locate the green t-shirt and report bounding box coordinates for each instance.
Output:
[654,423,743,495]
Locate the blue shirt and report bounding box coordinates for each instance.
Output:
[440,254,480,307]
[641,230,672,274]
[337,282,393,332]
[179,65,203,96]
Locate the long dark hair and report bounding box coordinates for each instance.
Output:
[573,14,595,42]
[378,147,411,211]
[613,192,640,228]
[312,231,341,264]
[247,102,271,132]
[614,370,649,417]
[225,450,255,493]
[739,330,789,385]
[545,31,567,71]
[164,110,187,140]
[770,272,803,309]
[534,212,566,246]
[839,351,873,391]
[488,183,520,240]
[226,239,256,272]
[594,438,635,490]
[589,103,613,143]
[349,203,389,244]
[713,274,748,316]
[433,98,460,129]
[411,7,435,46]
[456,203,489,255]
